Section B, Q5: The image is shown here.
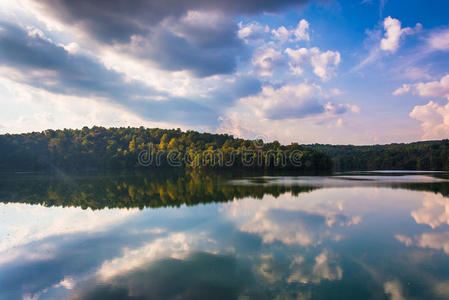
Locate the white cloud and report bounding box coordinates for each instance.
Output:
[257,250,342,287]
[410,101,449,139]
[294,19,310,41]
[310,49,341,80]
[221,190,362,247]
[244,83,319,117]
[61,42,80,55]
[411,192,449,228]
[26,26,52,42]
[312,250,343,282]
[399,74,449,109]
[427,28,449,51]
[285,47,341,80]
[380,17,403,52]
[97,233,195,280]
[396,231,449,255]
[416,232,449,254]
[235,83,352,120]
[395,234,413,246]
[284,47,309,75]
[394,75,449,139]
[218,84,359,145]
[413,75,449,100]
[288,250,342,284]
[384,280,406,300]
[271,19,310,43]
[393,84,411,95]
[380,16,421,53]
[325,102,360,114]
[252,47,284,77]
[0,203,138,264]
[238,22,269,42]
[0,76,190,134]
[271,26,290,43]
[53,277,76,290]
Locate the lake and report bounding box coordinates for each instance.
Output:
[1,170,449,299]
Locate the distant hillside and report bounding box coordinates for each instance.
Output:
[0,127,331,171]
[306,140,449,171]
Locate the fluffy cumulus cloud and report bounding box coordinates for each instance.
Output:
[67,252,253,300]
[96,233,198,280]
[396,231,449,255]
[271,19,310,43]
[287,250,342,284]
[217,15,350,143]
[252,47,284,76]
[237,83,354,120]
[395,75,449,139]
[271,26,291,43]
[285,47,341,80]
[222,190,362,247]
[416,232,449,254]
[411,192,449,228]
[238,22,269,42]
[294,19,310,41]
[218,99,360,144]
[394,75,449,100]
[248,19,338,80]
[353,16,422,72]
[409,101,449,139]
[380,16,421,53]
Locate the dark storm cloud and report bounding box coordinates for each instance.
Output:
[0,22,258,126]
[107,13,247,77]
[140,27,242,77]
[35,0,310,43]
[31,0,310,77]
[0,22,152,100]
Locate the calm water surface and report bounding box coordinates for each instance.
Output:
[1,171,449,299]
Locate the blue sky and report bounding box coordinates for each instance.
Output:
[0,0,448,144]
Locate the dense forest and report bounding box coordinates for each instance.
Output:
[1,126,448,171]
[0,127,331,171]
[307,140,449,171]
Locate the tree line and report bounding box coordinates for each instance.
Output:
[306,140,449,171]
[0,126,332,171]
[1,126,448,171]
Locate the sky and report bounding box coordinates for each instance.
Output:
[0,0,448,145]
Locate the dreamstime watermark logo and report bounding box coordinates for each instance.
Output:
[138,135,312,168]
